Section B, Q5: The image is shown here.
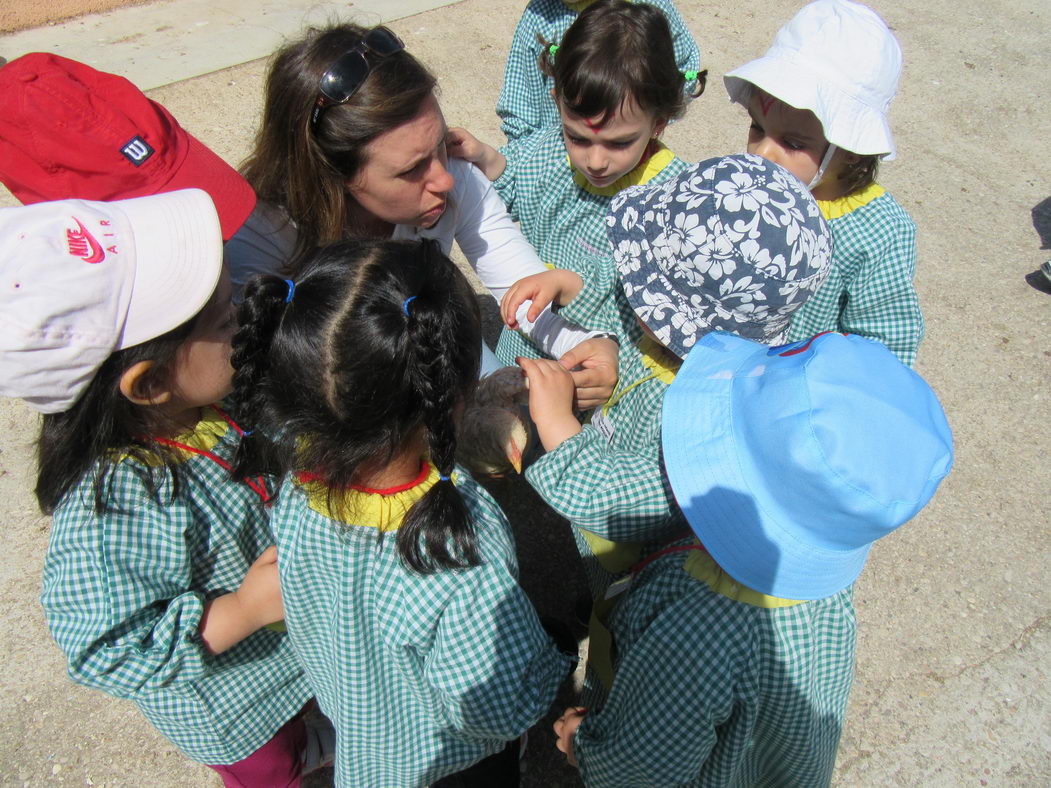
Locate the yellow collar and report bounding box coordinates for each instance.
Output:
[119,405,230,465]
[816,182,886,221]
[637,336,681,384]
[295,462,445,531]
[571,142,676,197]
[684,546,804,608]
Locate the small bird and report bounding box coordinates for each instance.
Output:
[457,366,532,477]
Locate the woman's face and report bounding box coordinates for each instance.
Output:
[347,93,455,230]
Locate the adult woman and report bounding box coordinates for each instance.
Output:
[239,23,617,406]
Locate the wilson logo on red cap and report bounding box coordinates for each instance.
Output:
[66,218,105,264]
[121,136,155,166]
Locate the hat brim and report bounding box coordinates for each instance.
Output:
[725,59,896,161]
[661,331,873,599]
[166,131,256,241]
[113,188,224,349]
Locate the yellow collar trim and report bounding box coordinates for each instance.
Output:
[117,406,230,466]
[296,462,443,531]
[817,182,886,221]
[684,546,804,608]
[572,142,676,197]
[637,336,681,383]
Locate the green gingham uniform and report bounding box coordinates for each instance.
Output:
[497,0,701,144]
[525,252,682,601]
[492,123,689,365]
[787,186,924,366]
[40,411,311,765]
[574,537,858,787]
[271,465,571,788]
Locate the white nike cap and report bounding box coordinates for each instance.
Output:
[0,189,222,413]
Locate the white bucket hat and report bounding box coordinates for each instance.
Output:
[724,0,902,160]
[0,189,222,413]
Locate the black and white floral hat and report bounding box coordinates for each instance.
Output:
[606,153,833,358]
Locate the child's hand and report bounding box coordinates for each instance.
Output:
[553,706,587,767]
[561,337,619,410]
[501,270,585,328]
[199,546,284,655]
[235,545,285,630]
[445,128,506,181]
[517,357,582,452]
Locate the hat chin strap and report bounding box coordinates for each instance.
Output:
[807,143,838,190]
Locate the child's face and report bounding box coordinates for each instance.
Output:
[168,268,236,415]
[559,98,664,189]
[744,90,847,193]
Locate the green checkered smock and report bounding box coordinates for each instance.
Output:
[787,184,924,366]
[497,0,701,143]
[525,252,684,601]
[40,408,311,765]
[271,463,571,787]
[492,123,689,365]
[574,537,857,787]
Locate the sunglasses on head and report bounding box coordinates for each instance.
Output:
[311,27,405,128]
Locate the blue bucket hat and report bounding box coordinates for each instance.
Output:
[606,153,832,358]
[661,331,954,600]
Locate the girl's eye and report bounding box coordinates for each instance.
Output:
[784,139,805,152]
[610,140,634,150]
[566,134,588,146]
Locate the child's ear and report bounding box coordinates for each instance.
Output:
[119,361,172,406]
[653,118,668,138]
[842,151,861,165]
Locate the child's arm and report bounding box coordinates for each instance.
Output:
[842,210,923,366]
[524,424,679,542]
[199,545,284,655]
[517,357,582,450]
[500,269,585,328]
[495,3,560,143]
[446,127,506,182]
[40,471,280,697]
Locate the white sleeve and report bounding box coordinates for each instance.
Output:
[448,160,605,358]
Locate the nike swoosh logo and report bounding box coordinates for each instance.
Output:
[67,218,105,264]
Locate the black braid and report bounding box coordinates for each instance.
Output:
[230,274,295,481]
[397,241,482,573]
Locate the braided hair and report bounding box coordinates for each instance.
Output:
[231,238,482,573]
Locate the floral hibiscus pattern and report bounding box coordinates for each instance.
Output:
[606,154,832,358]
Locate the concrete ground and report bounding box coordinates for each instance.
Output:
[1,0,1049,785]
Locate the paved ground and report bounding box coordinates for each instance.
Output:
[0,0,1048,785]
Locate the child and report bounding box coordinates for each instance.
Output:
[506,155,833,688]
[497,0,701,143]
[0,191,317,786]
[230,238,574,787]
[724,0,924,365]
[552,330,953,785]
[448,0,705,366]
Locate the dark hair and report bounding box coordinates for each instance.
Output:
[539,0,704,127]
[835,153,880,196]
[231,238,483,573]
[35,320,196,514]
[240,23,438,260]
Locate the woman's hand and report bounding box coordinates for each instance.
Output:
[500,269,585,328]
[446,127,506,181]
[561,337,618,410]
[517,357,581,452]
[553,706,587,767]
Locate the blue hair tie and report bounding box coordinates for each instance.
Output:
[402,295,417,316]
[241,429,254,437]
[438,473,451,482]
[284,279,296,303]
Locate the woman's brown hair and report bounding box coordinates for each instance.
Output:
[241,23,437,264]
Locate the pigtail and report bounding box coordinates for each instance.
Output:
[230,274,296,481]
[397,242,482,574]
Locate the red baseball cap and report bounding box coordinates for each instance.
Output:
[0,53,255,241]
